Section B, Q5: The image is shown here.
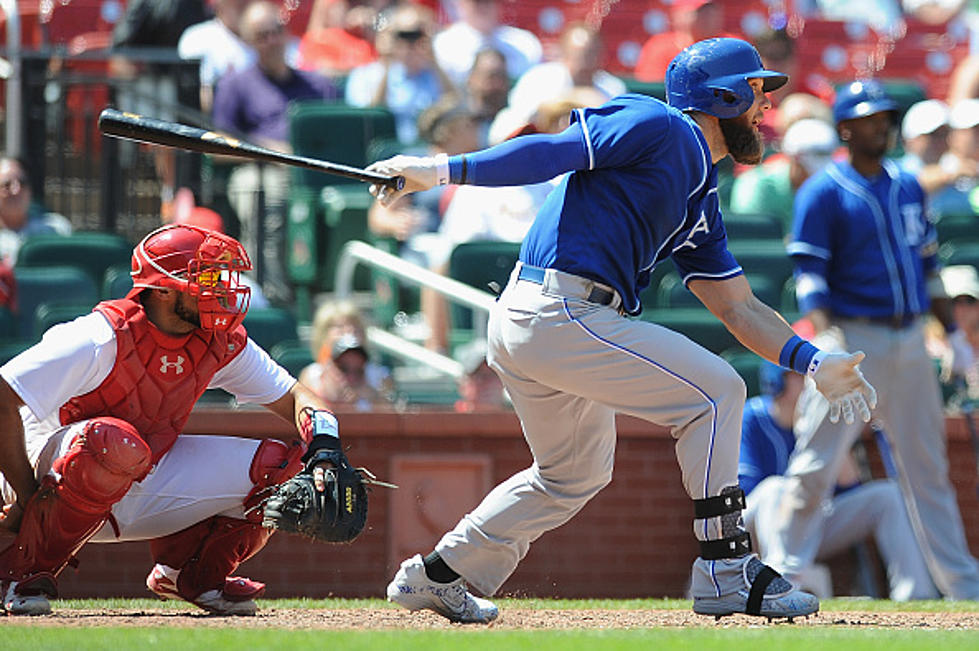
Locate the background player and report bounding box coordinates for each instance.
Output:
[0,224,347,616]
[740,362,937,600]
[366,38,876,623]
[776,80,979,599]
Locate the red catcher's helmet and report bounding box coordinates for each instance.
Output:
[128,223,252,332]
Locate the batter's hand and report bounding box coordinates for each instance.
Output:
[366,155,438,205]
[811,351,878,424]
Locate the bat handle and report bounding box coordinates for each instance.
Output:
[391,175,406,191]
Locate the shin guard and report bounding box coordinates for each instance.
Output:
[0,418,151,580]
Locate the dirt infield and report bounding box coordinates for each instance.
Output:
[3,608,979,629]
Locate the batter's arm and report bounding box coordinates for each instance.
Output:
[0,377,37,530]
[688,274,796,362]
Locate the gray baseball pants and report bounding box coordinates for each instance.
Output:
[437,264,747,597]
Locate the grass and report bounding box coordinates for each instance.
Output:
[3,598,979,651]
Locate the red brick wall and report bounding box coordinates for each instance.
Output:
[36,409,979,599]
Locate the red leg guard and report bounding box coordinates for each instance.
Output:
[244,439,304,522]
[0,418,151,580]
[149,516,272,600]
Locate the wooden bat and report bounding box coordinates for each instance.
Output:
[97,108,405,191]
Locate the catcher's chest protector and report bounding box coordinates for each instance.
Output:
[60,298,246,463]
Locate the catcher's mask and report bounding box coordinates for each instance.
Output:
[128,223,252,332]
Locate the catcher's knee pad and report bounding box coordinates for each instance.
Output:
[150,516,271,599]
[243,439,304,522]
[694,486,752,560]
[52,418,152,511]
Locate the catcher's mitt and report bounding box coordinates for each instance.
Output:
[262,446,369,543]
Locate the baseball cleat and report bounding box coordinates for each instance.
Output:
[387,554,498,624]
[146,563,264,616]
[1,572,57,616]
[693,556,819,620]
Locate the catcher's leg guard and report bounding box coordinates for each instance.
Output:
[243,439,304,522]
[149,515,272,601]
[0,418,151,582]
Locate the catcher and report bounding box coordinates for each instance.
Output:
[0,223,369,617]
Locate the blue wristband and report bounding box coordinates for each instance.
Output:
[778,335,819,375]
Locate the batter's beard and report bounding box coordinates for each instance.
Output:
[719,115,764,165]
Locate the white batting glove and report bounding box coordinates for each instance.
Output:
[366,154,446,206]
[810,351,878,424]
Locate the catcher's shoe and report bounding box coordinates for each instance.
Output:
[1,572,57,616]
[692,555,819,621]
[146,563,264,616]
[386,554,498,624]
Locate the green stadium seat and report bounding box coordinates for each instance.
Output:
[270,339,315,377]
[13,266,99,340]
[639,307,737,355]
[34,302,93,338]
[0,306,16,339]
[726,239,794,290]
[0,339,33,365]
[655,271,780,309]
[319,185,373,292]
[621,77,666,100]
[724,213,784,241]
[16,231,132,289]
[941,241,979,269]
[102,264,133,300]
[243,306,298,351]
[935,214,977,246]
[448,241,521,331]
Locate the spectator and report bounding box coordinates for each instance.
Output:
[0,157,71,266]
[111,0,211,220]
[774,92,834,137]
[899,99,960,196]
[507,23,625,129]
[796,0,904,32]
[930,98,979,220]
[729,118,838,232]
[178,0,257,113]
[453,339,507,412]
[213,1,339,305]
[780,79,979,599]
[740,362,938,600]
[948,53,979,105]
[936,265,979,402]
[346,3,455,144]
[464,48,510,147]
[296,0,377,77]
[633,0,726,82]
[299,300,395,410]
[433,0,542,88]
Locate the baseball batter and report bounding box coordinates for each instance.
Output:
[0,224,348,616]
[368,38,877,623]
[775,79,979,599]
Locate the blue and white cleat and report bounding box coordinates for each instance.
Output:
[387,554,499,624]
[692,555,819,622]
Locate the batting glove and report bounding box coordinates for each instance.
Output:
[810,351,878,424]
[366,154,444,205]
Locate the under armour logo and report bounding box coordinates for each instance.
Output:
[160,355,185,374]
[214,317,229,327]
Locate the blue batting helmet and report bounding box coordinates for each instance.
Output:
[758,361,786,398]
[832,79,898,124]
[666,37,788,119]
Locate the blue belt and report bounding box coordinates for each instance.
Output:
[517,264,617,306]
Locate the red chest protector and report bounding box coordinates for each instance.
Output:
[59,298,247,463]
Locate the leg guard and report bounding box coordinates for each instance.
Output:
[149,515,272,600]
[243,439,304,523]
[0,418,151,580]
[693,486,752,560]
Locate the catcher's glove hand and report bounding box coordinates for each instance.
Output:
[262,443,369,543]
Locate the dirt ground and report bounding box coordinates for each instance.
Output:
[3,608,979,630]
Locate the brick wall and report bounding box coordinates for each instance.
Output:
[39,409,979,599]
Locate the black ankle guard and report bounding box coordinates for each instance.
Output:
[746,565,780,615]
[698,532,752,560]
[693,489,746,519]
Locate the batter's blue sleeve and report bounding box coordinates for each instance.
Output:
[447,124,589,186]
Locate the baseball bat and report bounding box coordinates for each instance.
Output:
[97,108,405,191]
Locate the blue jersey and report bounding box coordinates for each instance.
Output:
[738,395,795,495]
[787,159,938,319]
[519,95,741,315]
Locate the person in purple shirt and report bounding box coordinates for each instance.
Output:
[212,1,338,304]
